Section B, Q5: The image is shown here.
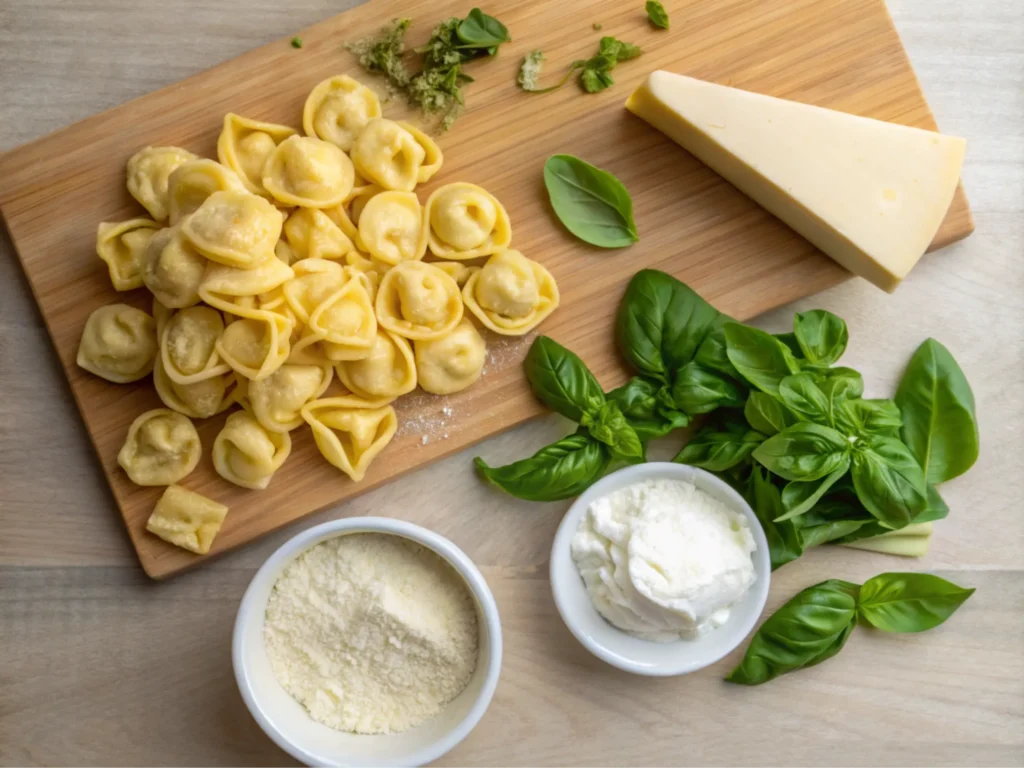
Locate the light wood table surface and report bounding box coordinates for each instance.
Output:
[1,0,1022,765]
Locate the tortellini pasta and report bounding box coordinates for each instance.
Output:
[309,276,378,361]
[141,226,208,309]
[117,408,201,486]
[96,218,160,291]
[414,320,487,395]
[262,135,355,208]
[154,357,238,419]
[399,121,443,184]
[198,256,294,314]
[146,484,228,555]
[215,309,293,381]
[302,397,398,482]
[126,146,198,221]
[302,75,382,152]
[335,328,416,400]
[463,250,560,335]
[159,306,230,384]
[213,411,291,490]
[181,190,283,269]
[425,182,511,260]
[283,208,354,262]
[249,363,333,433]
[167,159,246,225]
[351,118,424,192]
[432,261,477,287]
[77,303,157,383]
[375,261,463,340]
[358,191,427,266]
[217,114,296,198]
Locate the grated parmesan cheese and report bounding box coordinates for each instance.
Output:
[264,533,479,734]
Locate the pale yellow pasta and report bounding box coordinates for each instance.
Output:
[425,182,511,260]
[350,118,424,192]
[358,191,427,265]
[343,258,385,301]
[167,159,246,225]
[275,239,297,266]
[215,309,293,381]
[302,75,382,152]
[198,256,294,314]
[335,328,416,400]
[463,250,560,336]
[398,121,443,183]
[212,410,291,490]
[262,135,354,208]
[414,320,486,395]
[126,146,198,221]
[282,258,347,324]
[283,208,354,262]
[77,303,157,383]
[153,297,174,341]
[375,261,462,340]
[345,173,376,203]
[159,305,231,385]
[117,408,201,486]
[154,357,239,419]
[301,397,398,482]
[96,218,160,291]
[146,484,228,555]
[432,261,477,287]
[142,226,207,309]
[181,190,283,269]
[249,363,333,433]
[310,276,377,361]
[217,113,296,198]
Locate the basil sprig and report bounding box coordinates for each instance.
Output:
[645,0,670,29]
[475,433,609,501]
[543,155,638,248]
[728,572,974,685]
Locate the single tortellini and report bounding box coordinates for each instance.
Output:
[126,146,198,221]
[181,190,283,269]
[350,118,424,192]
[309,276,378,361]
[167,159,246,225]
[142,226,207,309]
[283,208,354,262]
[302,397,398,482]
[302,75,382,152]
[146,484,228,555]
[215,309,293,381]
[249,363,333,433]
[358,191,427,266]
[117,408,201,486]
[399,121,443,183]
[414,320,487,395]
[335,328,416,400]
[282,258,347,324]
[198,256,294,314]
[96,218,160,291]
[212,411,291,490]
[154,357,238,419]
[217,114,296,198]
[375,261,463,340]
[262,135,354,208]
[463,250,560,336]
[160,306,231,385]
[77,303,157,383]
[425,183,511,260]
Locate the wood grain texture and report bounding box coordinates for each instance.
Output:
[1,0,1022,765]
[0,0,974,578]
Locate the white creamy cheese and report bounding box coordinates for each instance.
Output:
[571,478,757,642]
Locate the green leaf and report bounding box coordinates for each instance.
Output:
[724,323,800,395]
[753,423,850,481]
[726,579,860,685]
[693,325,741,379]
[675,424,765,472]
[894,338,979,484]
[793,310,848,366]
[474,434,610,501]
[851,436,928,530]
[645,0,671,28]
[774,332,804,358]
[580,67,614,93]
[777,461,850,521]
[606,377,689,440]
[836,398,902,438]
[858,573,975,633]
[290,37,303,49]
[670,362,745,415]
[778,374,831,425]
[543,154,638,248]
[834,484,947,544]
[598,36,641,61]
[798,518,867,548]
[524,336,605,423]
[582,402,645,462]
[744,391,800,436]
[748,465,804,570]
[456,8,511,49]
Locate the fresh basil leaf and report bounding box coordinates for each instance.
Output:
[543,154,638,248]
[724,323,800,395]
[693,325,741,379]
[474,434,609,501]
[793,310,848,366]
[580,66,614,93]
[748,465,803,570]
[456,8,511,49]
[774,332,804,359]
[798,518,867,548]
[851,435,928,530]
[834,484,947,544]
[670,362,745,415]
[894,338,979,484]
[778,374,831,425]
[675,425,764,472]
[777,461,850,521]
[524,336,605,422]
[726,579,860,685]
[645,0,671,28]
[753,423,850,481]
[598,36,641,61]
[582,401,644,462]
[858,572,975,633]
[606,377,688,440]
[744,391,800,436]
[836,398,902,438]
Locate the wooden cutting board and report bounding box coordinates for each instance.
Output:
[0,0,973,579]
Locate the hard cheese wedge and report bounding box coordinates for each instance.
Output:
[626,72,967,292]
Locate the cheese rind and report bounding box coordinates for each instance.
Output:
[626,71,967,292]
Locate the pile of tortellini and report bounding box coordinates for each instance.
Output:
[76,74,560,555]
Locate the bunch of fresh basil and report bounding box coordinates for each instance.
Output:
[727,571,975,685]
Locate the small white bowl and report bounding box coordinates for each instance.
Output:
[550,462,770,676]
[233,517,502,767]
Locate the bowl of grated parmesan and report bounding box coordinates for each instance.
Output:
[233,517,502,767]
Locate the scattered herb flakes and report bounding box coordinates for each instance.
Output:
[516,36,641,95]
[290,37,303,49]
[518,50,546,91]
[646,0,670,29]
[347,17,413,95]
[593,22,603,30]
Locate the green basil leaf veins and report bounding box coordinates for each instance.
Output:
[850,435,928,530]
[582,402,644,462]
[857,572,975,633]
[724,323,800,395]
[777,461,850,521]
[524,336,605,423]
[836,398,902,439]
[456,8,511,49]
[543,154,638,248]
[675,425,765,472]
[778,373,831,425]
[793,310,848,366]
[744,391,800,436]
[670,362,745,415]
[474,433,610,501]
[606,377,689,440]
[753,423,850,481]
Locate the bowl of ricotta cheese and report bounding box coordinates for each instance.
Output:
[550,462,770,676]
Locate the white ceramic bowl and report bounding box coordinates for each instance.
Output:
[550,462,771,676]
[233,517,502,767]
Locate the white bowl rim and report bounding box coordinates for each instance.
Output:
[232,516,503,767]
[550,461,771,677]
